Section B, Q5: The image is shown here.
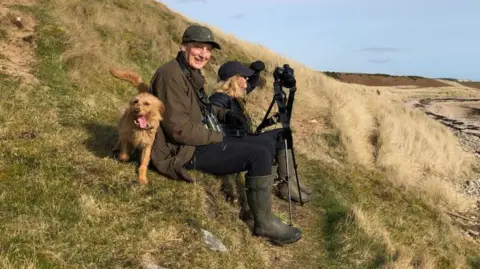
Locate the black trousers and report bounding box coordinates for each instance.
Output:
[254,129,286,151]
[184,136,273,177]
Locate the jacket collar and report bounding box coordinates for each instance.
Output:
[175,51,205,91]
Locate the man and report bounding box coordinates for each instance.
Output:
[148,24,302,245]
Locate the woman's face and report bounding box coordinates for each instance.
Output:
[181,42,213,70]
[237,76,248,90]
[234,76,248,99]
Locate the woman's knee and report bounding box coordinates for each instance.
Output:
[248,135,276,159]
[249,147,272,176]
[256,146,272,162]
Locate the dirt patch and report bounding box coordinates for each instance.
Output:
[324,71,449,88]
[0,0,39,86]
[459,82,480,90]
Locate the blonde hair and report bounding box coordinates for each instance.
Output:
[214,75,245,99]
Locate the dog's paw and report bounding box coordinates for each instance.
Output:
[138,176,148,185]
[119,152,130,162]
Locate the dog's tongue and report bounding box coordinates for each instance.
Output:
[137,116,147,129]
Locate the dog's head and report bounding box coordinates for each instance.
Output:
[129,92,165,129]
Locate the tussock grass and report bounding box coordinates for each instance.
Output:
[1,0,480,268]
[205,23,478,210]
[42,0,478,209]
[304,162,479,269]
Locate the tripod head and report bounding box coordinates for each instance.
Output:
[274,64,296,89]
[256,64,298,133]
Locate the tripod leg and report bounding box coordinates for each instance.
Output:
[289,141,304,206]
[284,139,293,226]
[256,99,276,134]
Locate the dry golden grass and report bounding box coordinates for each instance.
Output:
[206,24,479,210]
[379,85,480,101]
[42,0,479,212]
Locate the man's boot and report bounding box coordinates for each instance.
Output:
[245,173,302,245]
[276,148,313,203]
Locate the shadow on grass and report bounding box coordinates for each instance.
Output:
[83,122,122,160]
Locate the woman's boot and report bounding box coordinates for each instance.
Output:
[245,173,302,245]
[275,148,313,203]
[235,174,253,226]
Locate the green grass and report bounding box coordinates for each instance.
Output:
[303,161,479,268]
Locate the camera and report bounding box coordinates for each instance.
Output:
[274,64,296,88]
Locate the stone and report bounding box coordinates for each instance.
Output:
[200,229,228,253]
[12,16,24,29]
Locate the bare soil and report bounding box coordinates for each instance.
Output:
[459,81,480,90]
[0,0,39,86]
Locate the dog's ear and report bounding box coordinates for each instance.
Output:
[158,101,165,117]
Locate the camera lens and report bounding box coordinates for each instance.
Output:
[274,65,296,88]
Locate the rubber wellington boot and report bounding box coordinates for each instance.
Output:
[238,165,279,226]
[245,173,302,245]
[235,174,253,226]
[276,149,313,203]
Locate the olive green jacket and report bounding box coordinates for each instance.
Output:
[149,57,226,182]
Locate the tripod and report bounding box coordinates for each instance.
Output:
[255,68,303,226]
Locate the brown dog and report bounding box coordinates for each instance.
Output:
[110,68,165,184]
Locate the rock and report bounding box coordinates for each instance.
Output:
[200,229,228,253]
[467,229,480,237]
[12,16,24,29]
[141,253,168,269]
[141,263,167,269]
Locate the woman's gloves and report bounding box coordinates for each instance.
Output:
[246,60,265,95]
[249,60,265,73]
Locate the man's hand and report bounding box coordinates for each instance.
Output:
[250,60,265,72]
[225,111,246,129]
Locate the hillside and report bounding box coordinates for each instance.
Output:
[1,0,480,268]
[324,71,450,87]
[323,71,480,91]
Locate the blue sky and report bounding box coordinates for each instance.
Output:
[159,0,480,80]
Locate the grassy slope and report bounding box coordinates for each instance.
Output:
[1,1,479,268]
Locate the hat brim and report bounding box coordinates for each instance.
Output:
[237,66,255,77]
[186,39,221,50]
[208,41,221,50]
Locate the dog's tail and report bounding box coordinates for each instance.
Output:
[109,68,150,93]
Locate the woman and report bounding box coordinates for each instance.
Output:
[209,60,313,203]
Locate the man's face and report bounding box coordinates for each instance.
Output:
[181,42,213,70]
